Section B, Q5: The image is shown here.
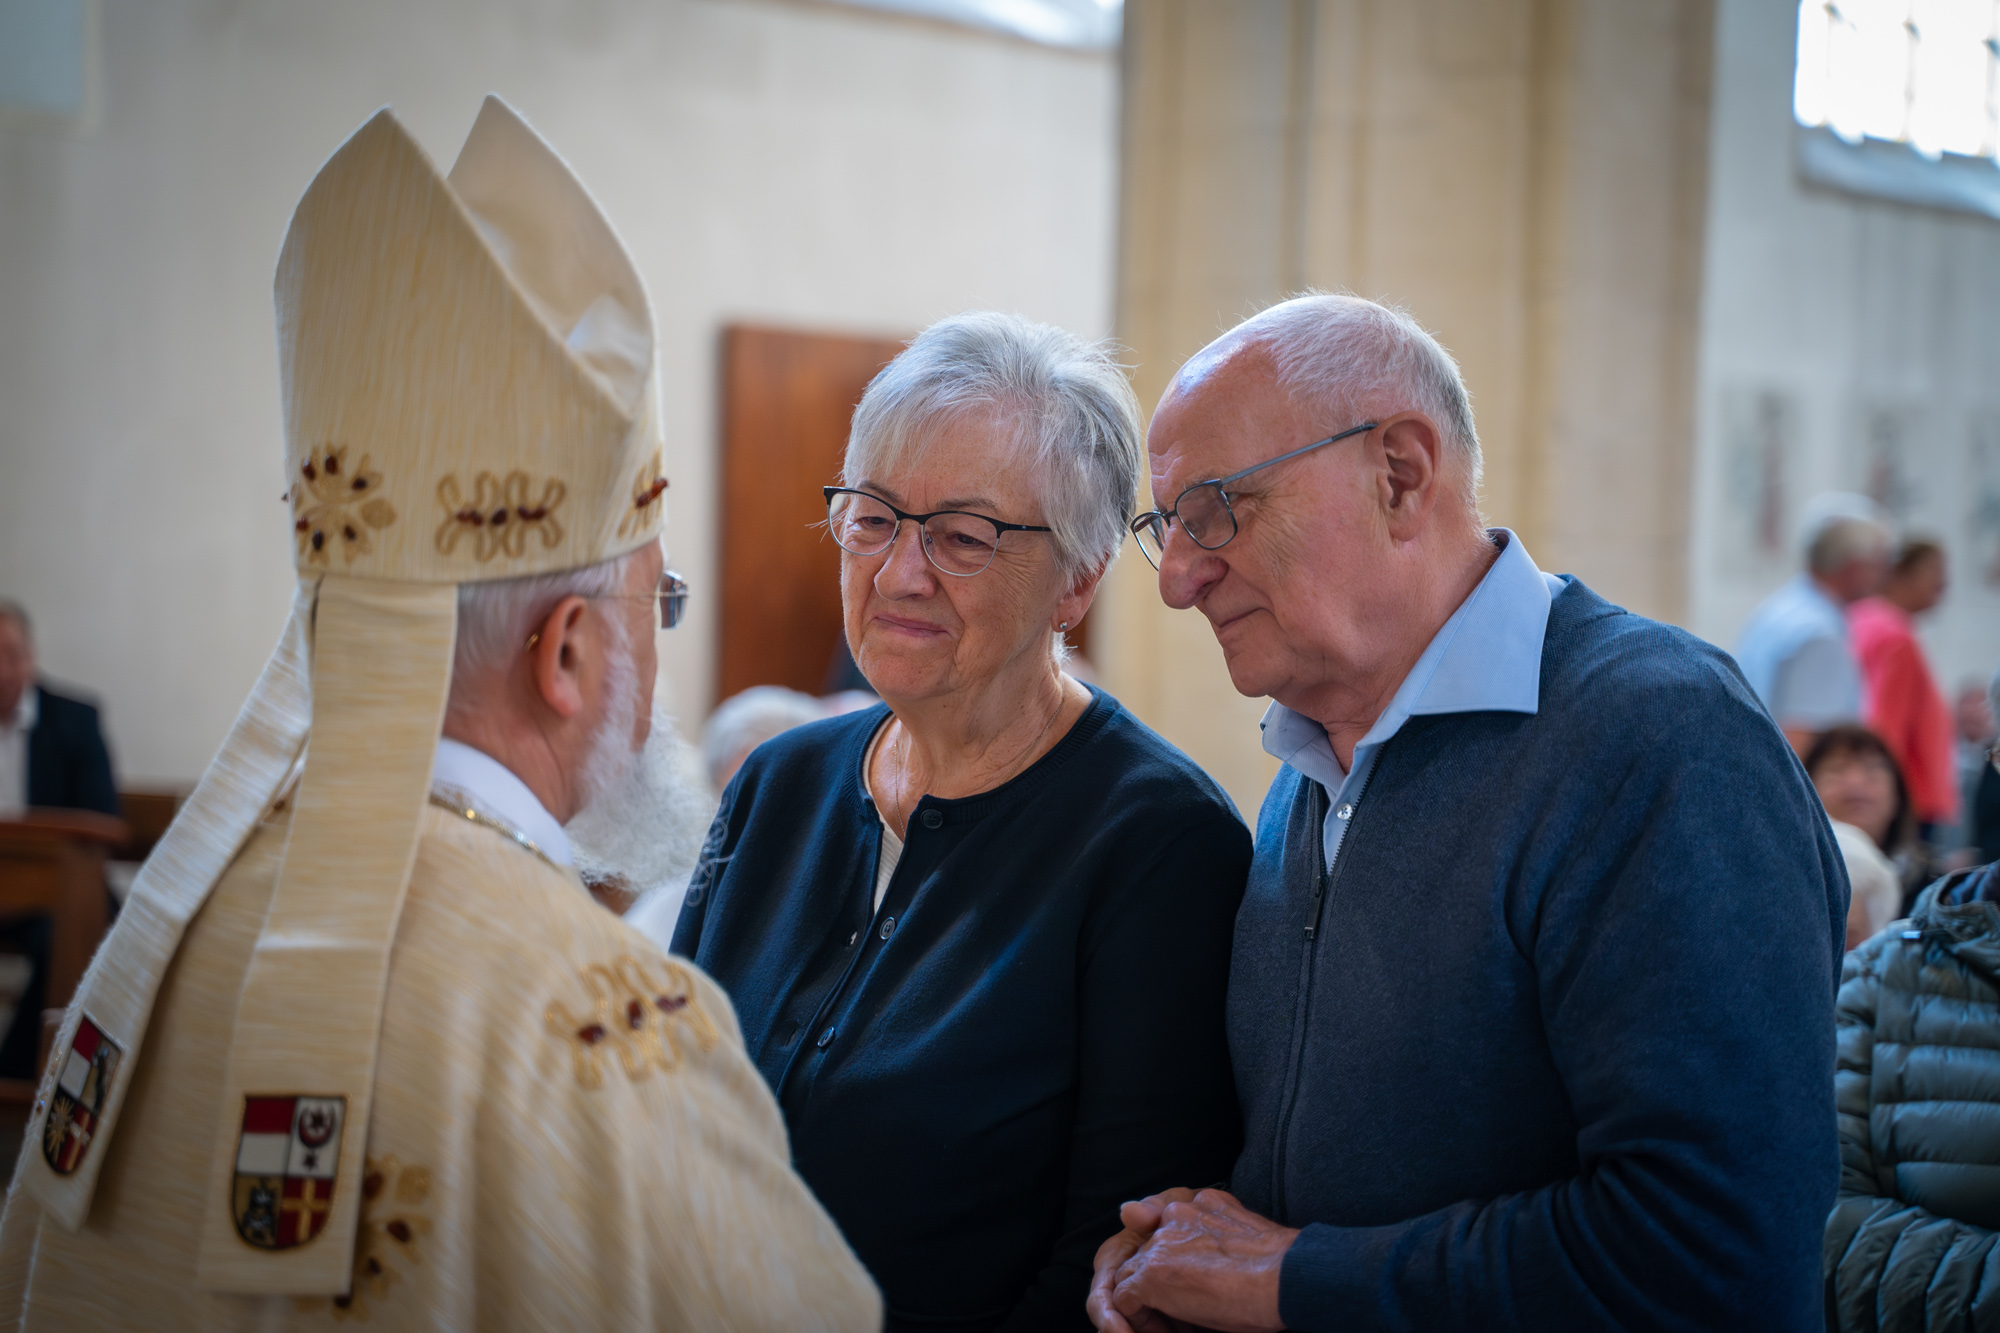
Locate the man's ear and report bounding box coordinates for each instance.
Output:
[1376,414,1443,541]
[527,595,591,719]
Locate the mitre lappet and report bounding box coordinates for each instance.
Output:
[19,95,672,1295]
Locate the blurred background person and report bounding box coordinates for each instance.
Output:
[0,601,117,819]
[1805,724,1924,928]
[1824,850,1999,1328]
[0,600,119,1080]
[702,684,830,792]
[676,313,1251,1332]
[1734,498,1891,756]
[1849,538,1956,850]
[1959,673,2000,868]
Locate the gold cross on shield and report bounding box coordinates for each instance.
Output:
[282,1177,331,1244]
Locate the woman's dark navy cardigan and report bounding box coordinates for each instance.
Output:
[673,687,1251,1332]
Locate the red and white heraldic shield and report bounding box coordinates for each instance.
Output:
[230,1095,346,1251]
[40,1015,122,1176]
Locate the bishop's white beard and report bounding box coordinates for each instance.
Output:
[565,652,715,899]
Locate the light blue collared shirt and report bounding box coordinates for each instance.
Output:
[1260,529,1563,871]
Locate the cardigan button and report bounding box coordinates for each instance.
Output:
[921,809,943,830]
[879,916,896,940]
[816,1026,836,1049]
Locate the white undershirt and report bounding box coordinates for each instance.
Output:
[0,687,37,815]
[429,737,574,868]
[863,723,904,913]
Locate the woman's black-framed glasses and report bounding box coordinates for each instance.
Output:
[823,486,1053,578]
[1128,421,1378,570]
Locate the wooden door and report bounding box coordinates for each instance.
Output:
[718,326,908,702]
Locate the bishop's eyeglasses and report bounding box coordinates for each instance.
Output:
[824,486,1053,577]
[592,569,691,629]
[1128,421,1378,569]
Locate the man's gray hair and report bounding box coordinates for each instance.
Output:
[1231,293,1483,507]
[701,685,825,790]
[451,548,641,686]
[844,311,1143,580]
[0,600,29,639]
[1807,517,1891,577]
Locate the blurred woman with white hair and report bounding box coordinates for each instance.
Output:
[674,312,1251,1332]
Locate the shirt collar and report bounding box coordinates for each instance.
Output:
[4,687,37,734]
[430,737,573,867]
[1261,528,1555,777]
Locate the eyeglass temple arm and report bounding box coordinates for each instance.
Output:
[1206,421,1380,490]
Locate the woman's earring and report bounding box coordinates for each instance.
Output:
[1057,622,1069,632]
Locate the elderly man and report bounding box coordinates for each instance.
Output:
[1090,294,1845,1332]
[0,99,877,1329]
[1734,497,1891,756]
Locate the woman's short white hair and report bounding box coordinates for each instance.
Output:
[451,547,642,686]
[843,311,1143,580]
[1233,292,1483,508]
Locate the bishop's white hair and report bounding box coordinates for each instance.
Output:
[450,547,643,687]
[1230,292,1483,510]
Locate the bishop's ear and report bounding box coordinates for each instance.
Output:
[526,595,591,719]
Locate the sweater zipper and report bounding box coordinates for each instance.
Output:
[1270,762,1371,1218]
[1271,782,1333,1216]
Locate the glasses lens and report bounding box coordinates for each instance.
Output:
[829,491,897,555]
[1177,485,1234,550]
[923,513,1001,576]
[1133,515,1168,569]
[659,571,689,629]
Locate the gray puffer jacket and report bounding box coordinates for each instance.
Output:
[1826,861,2000,1332]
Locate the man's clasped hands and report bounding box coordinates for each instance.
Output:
[1085,1186,1300,1333]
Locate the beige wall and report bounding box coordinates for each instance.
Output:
[0,0,1116,784]
[1101,0,1714,818]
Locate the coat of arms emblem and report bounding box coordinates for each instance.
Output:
[40,1015,121,1176]
[230,1094,346,1250]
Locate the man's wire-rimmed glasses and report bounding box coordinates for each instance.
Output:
[592,569,691,629]
[1128,421,1379,570]
[824,486,1054,578]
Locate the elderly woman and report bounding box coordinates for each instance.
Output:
[673,313,1250,1331]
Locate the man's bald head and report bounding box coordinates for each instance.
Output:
[1165,293,1483,511]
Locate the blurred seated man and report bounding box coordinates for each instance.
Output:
[0,600,117,818]
[0,600,120,1078]
[1734,499,1891,756]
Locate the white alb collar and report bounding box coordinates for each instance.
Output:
[429,737,573,867]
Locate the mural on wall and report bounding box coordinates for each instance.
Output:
[1717,386,1795,576]
[1853,401,1923,528]
[1970,410,2000,589]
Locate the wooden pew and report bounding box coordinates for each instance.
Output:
[0,810,126,1105]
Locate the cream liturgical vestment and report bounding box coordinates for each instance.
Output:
[0,98,879,1331]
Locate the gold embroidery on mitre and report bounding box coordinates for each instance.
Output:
[617,449,669,539]
[298,1154,433,1323]
[545,954,719,1090]
[433,472,567,561]
[290,446,397,565]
